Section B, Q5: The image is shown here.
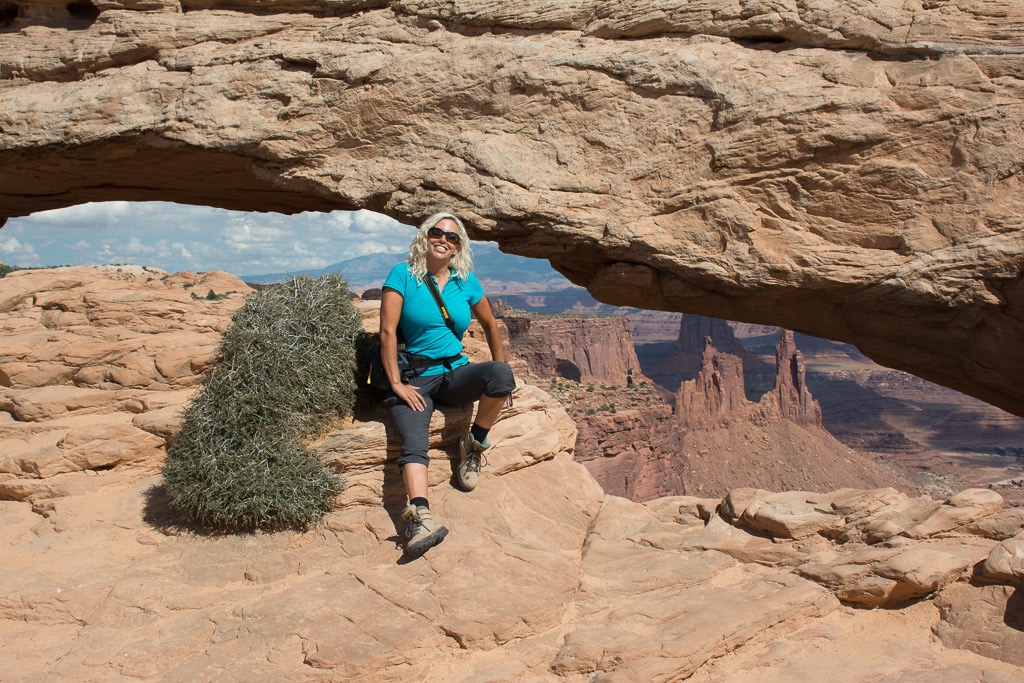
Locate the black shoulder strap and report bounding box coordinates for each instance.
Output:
[424,274,457,334]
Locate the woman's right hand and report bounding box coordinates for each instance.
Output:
[393,382,426,411]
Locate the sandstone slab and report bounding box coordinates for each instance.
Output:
[934,583,1024,668]
[2,266,1024,680]
[0,268,250,502]
[557,495,839,681]
[905,488,1005,539]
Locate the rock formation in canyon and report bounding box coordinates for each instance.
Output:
[505,314,643,386]
[2,266,1024,681]
[638,313,764,395]
[677,330,822,430]
[676,338,755,430]
[1,1,1023,416]
[580,329,911,500]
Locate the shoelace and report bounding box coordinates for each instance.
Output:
[464,451,488,473]
[405,512,423,540]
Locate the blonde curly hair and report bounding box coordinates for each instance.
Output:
[407,212,474,282]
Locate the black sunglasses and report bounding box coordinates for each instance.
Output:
[427,226,461,245]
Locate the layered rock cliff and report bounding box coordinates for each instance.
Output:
[764,328,824,426]
[1,1,1022,415]
[0,266,252,501]
[676,338,753,430]
[638,313,760,394]
[506,314,644,386]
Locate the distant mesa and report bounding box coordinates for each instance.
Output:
[241,243,569,292]
[505,315,644,387]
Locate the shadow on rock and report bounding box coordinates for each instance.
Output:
[1008,588,1024,632]
[141,484,255,538]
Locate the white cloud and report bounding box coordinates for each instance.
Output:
[0,236,23,254]
[2,202,417,275]
[171,242,193,260]
[353,209,404,234]
[22,201,136,226]
[328,212,356,230]
[125,237,155,255]
[221,221,292,254]
[0,236,41,266]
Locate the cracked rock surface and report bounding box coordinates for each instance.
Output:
[2,266,1024,681]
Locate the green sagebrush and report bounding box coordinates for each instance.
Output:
[163,274,362,532]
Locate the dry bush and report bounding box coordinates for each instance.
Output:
[163,274,361,531]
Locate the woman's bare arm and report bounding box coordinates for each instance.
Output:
[380,289,426,411]
[471,295,506,363]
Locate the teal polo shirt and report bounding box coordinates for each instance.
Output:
[382,263,485,376]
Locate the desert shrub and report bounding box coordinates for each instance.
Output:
[163,274,362,532]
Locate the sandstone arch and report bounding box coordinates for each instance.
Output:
[1,1,1023,415]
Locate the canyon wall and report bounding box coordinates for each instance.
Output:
[506,315,644,386]
[504,308,915,501]
[675,339,752,430]
[762,329,824,427]
[1,1,1023,415]
[638,313,766,394]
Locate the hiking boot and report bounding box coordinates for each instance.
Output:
[455,432,490,492]
[402,504,448,558]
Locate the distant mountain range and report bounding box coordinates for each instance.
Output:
[239,242,569,291]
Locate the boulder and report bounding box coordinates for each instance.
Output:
[963,507,1024,541]
[977,532,1024,588]
[905,489,1005,539]
[871,541,991,600]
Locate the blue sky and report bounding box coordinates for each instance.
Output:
[1,202,417,276]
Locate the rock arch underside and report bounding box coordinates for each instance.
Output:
[1,0,1023,416]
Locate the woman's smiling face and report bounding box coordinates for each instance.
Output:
[427,218,460,262]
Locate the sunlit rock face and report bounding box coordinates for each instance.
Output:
[506,315,644,386]
[2,269,1024,680]
[1,1,1023,415]
[0,266,252,501]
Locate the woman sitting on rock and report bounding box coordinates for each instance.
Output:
[379,212,515,557]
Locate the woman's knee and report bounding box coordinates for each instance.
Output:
[397,452,430,468]
[484,361,515,397]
